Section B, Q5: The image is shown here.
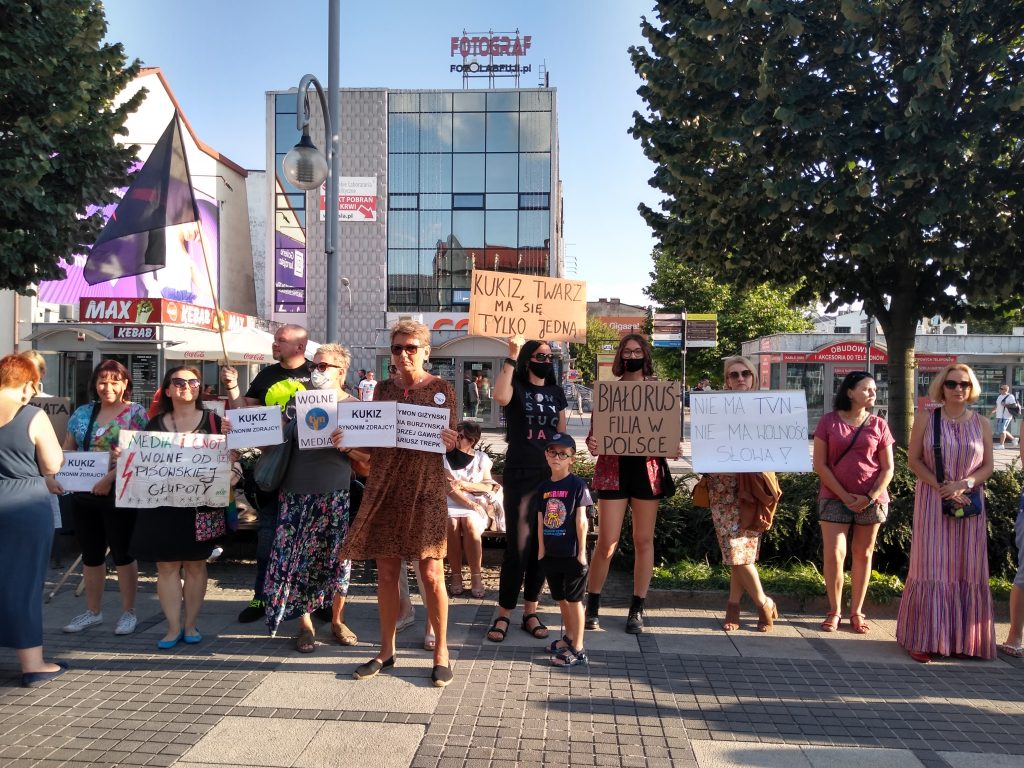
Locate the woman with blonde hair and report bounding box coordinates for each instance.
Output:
[705,355,777,632]
[898,363,995,661]
[341,321,458,686]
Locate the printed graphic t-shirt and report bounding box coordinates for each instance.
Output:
[537,474,593,558]
[504,379,568,471]
[245,362,313,409]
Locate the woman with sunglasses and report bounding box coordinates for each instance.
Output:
[263,344,368,652]
[445,420,503,598]
[130,366,230,649]
[584,334,674,634]
[341,321,458,686]
[897,364,995,662]
[486,338,567,643]
[57,360,147,636]
[706,356,777,632]
[812,371,894,634]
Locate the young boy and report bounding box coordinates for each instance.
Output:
[536,433,592,667]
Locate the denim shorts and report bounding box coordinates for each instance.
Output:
[1014,494,1024,589]
[818,498,888,526]
[996,418,1011,435]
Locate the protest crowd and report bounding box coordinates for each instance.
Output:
[2,319,1023,690]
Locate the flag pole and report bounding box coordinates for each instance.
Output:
[175,112,230,364]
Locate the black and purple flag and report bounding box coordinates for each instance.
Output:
[84,114,198,285]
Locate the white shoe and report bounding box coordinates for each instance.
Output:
[63,611,103,633]
[114,611,137,636]
[207,546,224,564]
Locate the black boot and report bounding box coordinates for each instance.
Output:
[585,593,601,630]
[626,595,646,634]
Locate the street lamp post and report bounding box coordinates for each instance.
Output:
[281,0,341,343]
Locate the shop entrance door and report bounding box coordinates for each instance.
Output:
[461,360,497,428]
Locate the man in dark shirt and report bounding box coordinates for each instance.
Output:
[221,324,313,622]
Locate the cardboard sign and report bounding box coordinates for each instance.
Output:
[55,451,109,493]
[226,406,284,450]
[116,430,230,508]
[690,390,812,473]
[468,270,586,342]
[592,381,681,457]
[30,396,71,443]
[396,404,450,453]
[338,400,398,448]
[295,390,338,449]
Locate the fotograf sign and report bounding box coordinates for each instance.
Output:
[450,34,531,57]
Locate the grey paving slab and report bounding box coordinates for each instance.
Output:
[241,668,446,713]
[296,721,426,768]
[939,754,1024,767]
[692,741,927,768]
[177,716,320,765]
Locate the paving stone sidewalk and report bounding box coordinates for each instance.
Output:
[2,566,1023,768]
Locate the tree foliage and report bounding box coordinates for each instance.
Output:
[646,249,813,384]
[571,315,621,385]
[630,0,1024,444]
[0,0,142,293]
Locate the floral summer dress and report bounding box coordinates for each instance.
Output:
[707,473,761,565]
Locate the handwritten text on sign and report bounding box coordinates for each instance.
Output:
[295,390,338,449]
[468,270,586,342]
[116,431,230,508]
[226,406,283,450]
[56,451,109,493]
[690,391,812,473]
[338,401,398,448]
[396,404,449,453]
[593,381,681,457]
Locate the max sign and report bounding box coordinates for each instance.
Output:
[468,270,586,342]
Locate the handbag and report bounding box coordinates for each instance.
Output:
[195,507,226,541]
[932,408,983,518]
[691,475,710,507]
[254,417,297,492]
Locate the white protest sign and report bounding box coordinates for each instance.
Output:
[396,404,449,453]
[116,430,230,508]
[226,406,284,450]
[338,400,398,448]
[56,451,109,492]
[690,390,812,473]
[295,389,338,449]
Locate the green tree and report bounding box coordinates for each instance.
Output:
[630,1,1024,444]
[646,250,813,384]
[572,316,621,385]
[0,0,142,293]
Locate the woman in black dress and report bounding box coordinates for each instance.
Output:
[130,366,229,649]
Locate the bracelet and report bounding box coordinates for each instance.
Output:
[503,357,516,368]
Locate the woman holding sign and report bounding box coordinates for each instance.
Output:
[486,338,567,644]
[264,343,369,651]
[812,371,894,634]
[341,321,458,686]
[584,334,674,634]
[131,366,230,649]
[708,356,778,632]
[0,355,68,687]
[59,360,147,637]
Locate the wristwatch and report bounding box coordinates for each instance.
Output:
[965,477,975,490]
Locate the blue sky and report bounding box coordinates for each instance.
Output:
[103,0,661,307]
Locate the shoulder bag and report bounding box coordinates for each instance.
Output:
[195,410,227,541]
[253,414,297,492]
[932,408,983,518]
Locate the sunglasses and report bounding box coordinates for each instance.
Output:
[545,448,573,460]
[170,378,201,389]
[391,344,422,355]
[727,370,754,380]
[531,352,553,362]
[943,380,971,391]
[312,362,342,373]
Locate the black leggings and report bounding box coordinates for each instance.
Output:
[70,492,136,567]
[497,466,548,610]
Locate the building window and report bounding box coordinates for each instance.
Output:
[518,193,549,210]
[453,193,484,210]
[389,193,419,210]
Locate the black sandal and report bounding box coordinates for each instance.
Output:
[352,655,394,680]
[521,613,549,639]
[486,616,510,643]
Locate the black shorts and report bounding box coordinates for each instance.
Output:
[543,556,587,603]
[70,492,137,567]
[596,456,666,501]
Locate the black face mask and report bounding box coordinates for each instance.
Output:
[623,358,645,373]
[528,361,552,379]
[445,448,474,471]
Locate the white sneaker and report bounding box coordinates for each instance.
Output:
[206,546,224,564]
[63,610,103,633]
[114,611,137,636]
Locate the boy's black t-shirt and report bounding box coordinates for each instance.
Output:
[537,474,593,558]
[504,378,568,471]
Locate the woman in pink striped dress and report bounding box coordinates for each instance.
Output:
[897,364,995,662]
